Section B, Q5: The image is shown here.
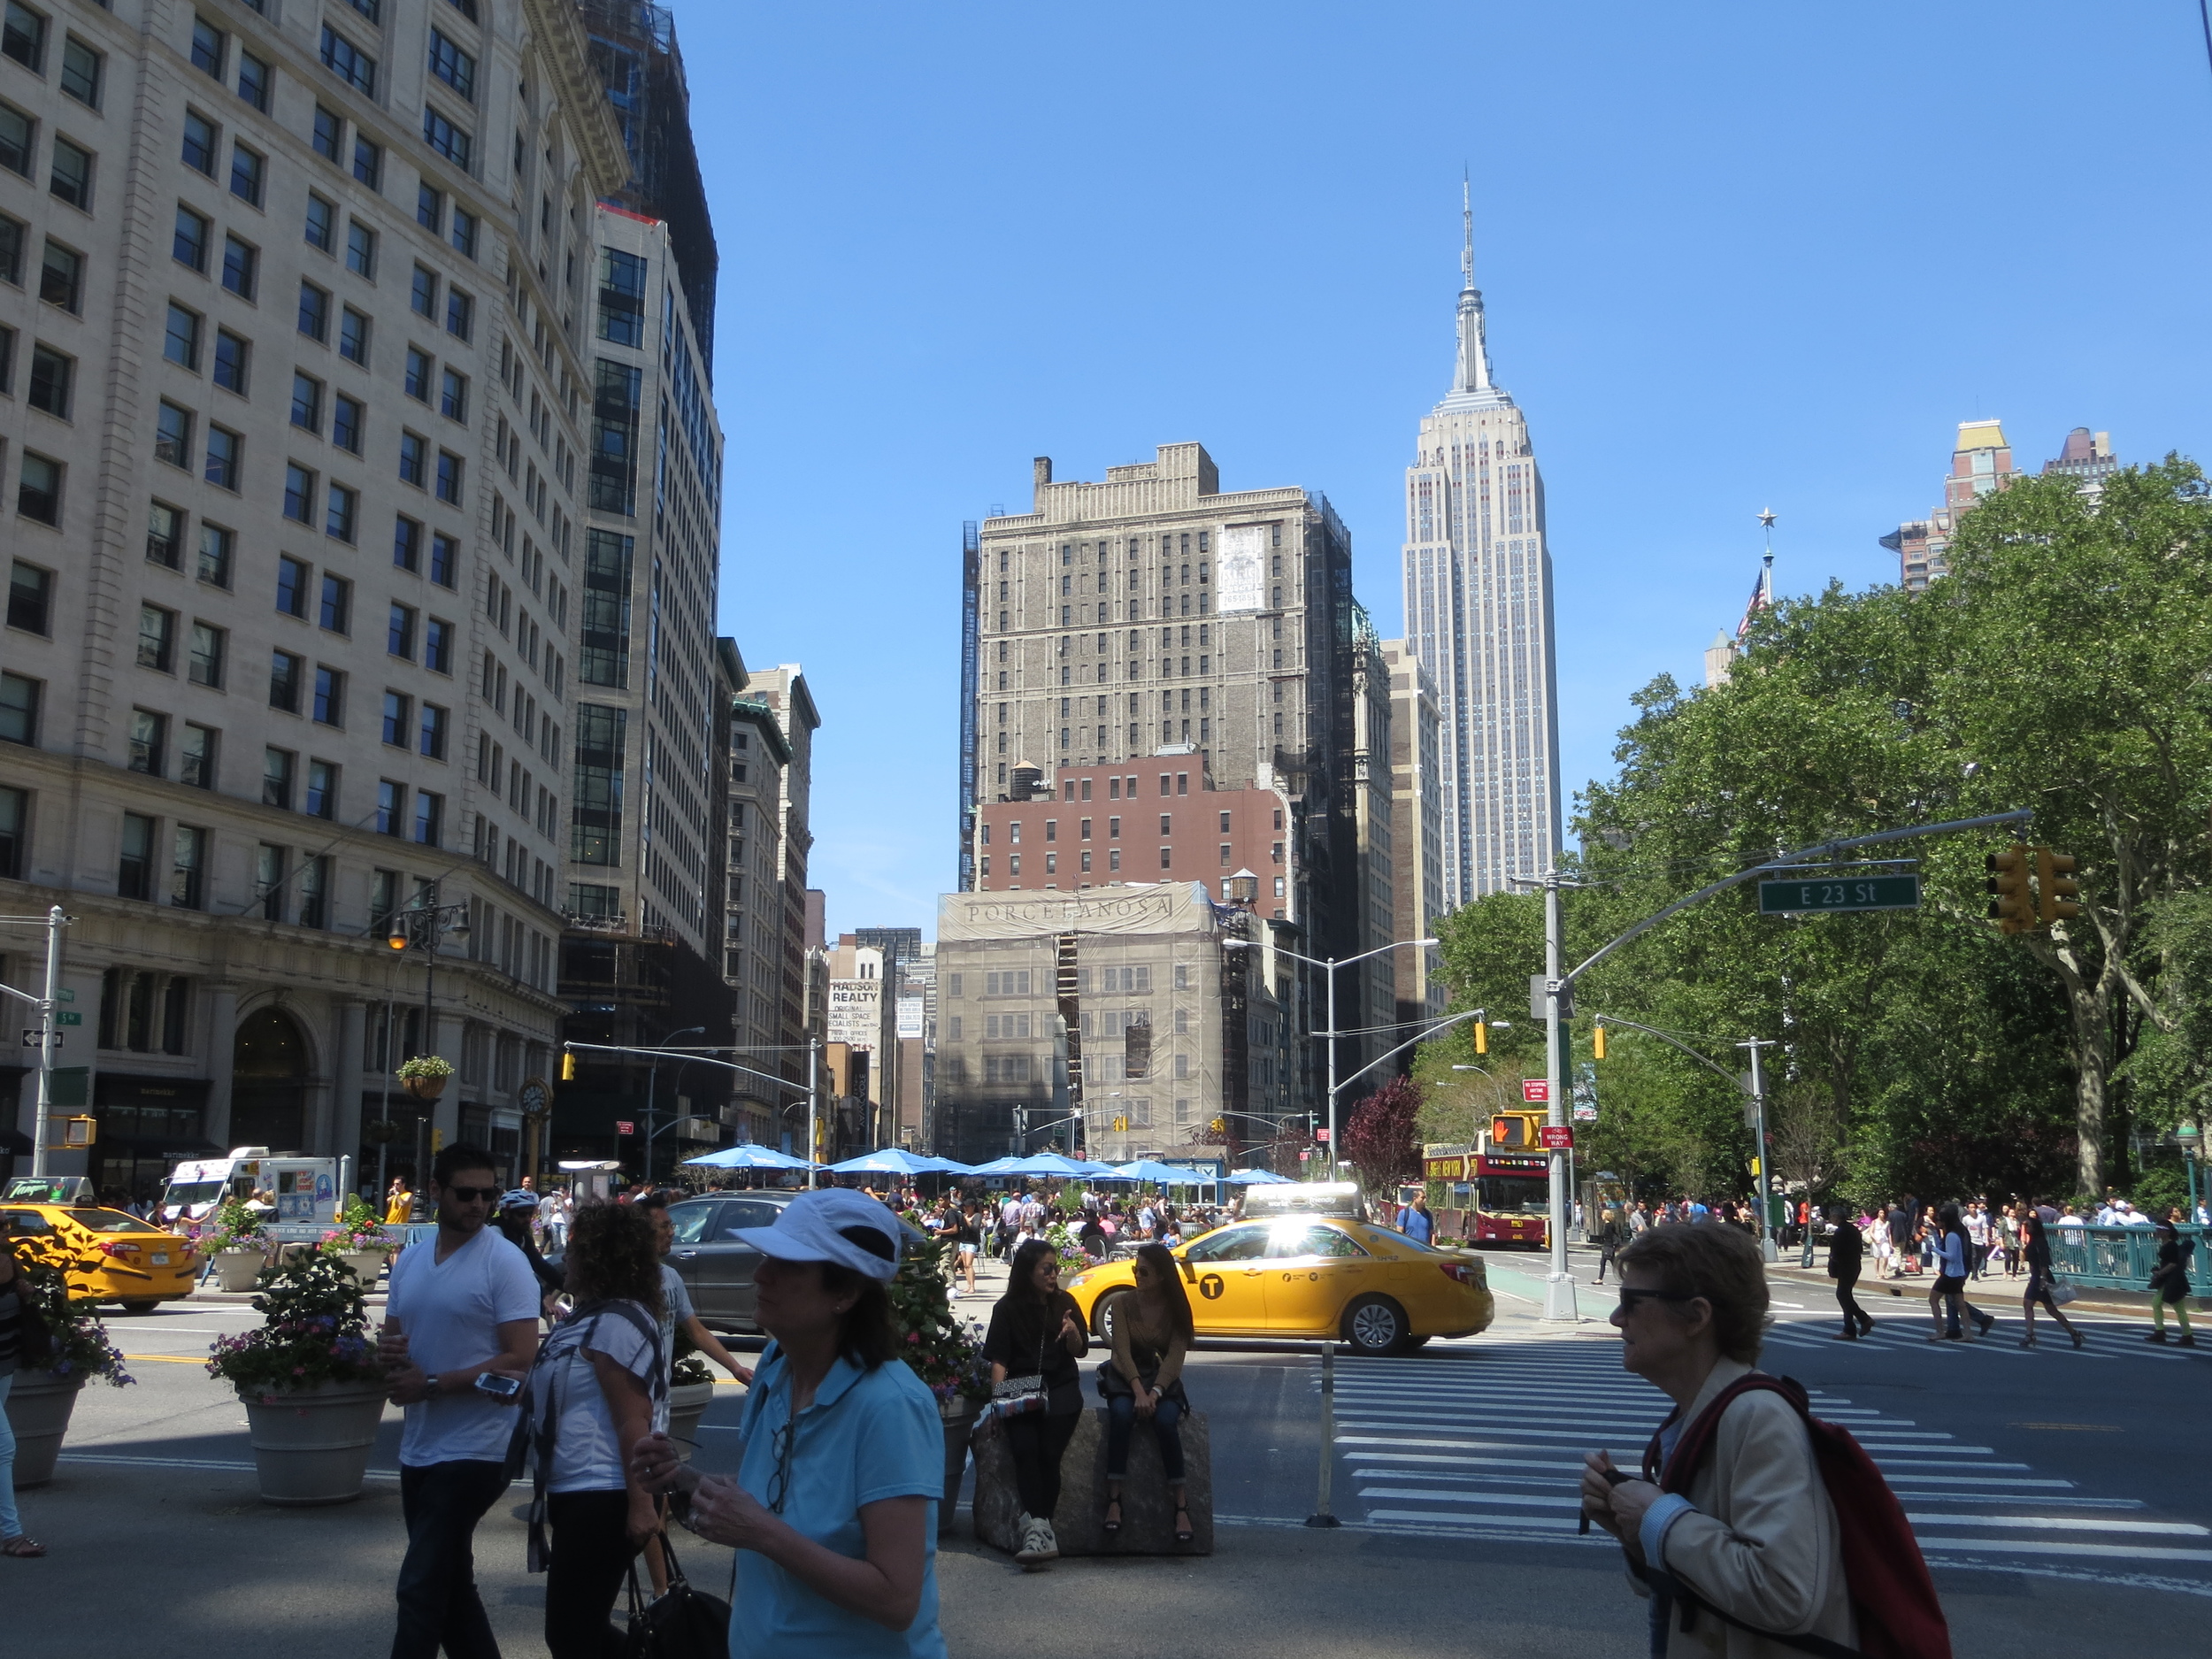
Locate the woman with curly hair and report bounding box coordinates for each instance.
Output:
[522,1200,666,1657]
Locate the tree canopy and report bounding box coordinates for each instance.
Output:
[1431,458,2212,1207]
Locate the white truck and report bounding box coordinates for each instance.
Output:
[159,1148,346,1230]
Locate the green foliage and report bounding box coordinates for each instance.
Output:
[887,1225,987,1407]
[1434,459,2212,1205]
[17,1258,133,1386]
[204,1197,265,1252]
[205,1251,380,1396]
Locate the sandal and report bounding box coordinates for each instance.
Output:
[1,1534,46,1558]
[1174,1506,1194,1545]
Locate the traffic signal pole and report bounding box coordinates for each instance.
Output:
[1542,873,1576,1323]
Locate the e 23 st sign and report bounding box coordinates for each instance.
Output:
[1756,874,1921,915]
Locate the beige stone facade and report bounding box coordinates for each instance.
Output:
[1379,638,1443,1032]
[0,0,625,1195]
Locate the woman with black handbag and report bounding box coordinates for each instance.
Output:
[2018,1210,2083,1348]
[1098,1243,1195,1545]
[985,1239,1088,1565]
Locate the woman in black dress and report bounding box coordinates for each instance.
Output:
[2018,1210,2083,1348]
[985,1238,1088,1565]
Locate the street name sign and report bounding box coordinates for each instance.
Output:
[1538,1125,1574,1149]
[1757,874,1920,915]
[55,1011,81,1025]
[1521,1079,1550,1102]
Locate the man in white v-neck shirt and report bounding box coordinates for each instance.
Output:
[379,1144,544,1659]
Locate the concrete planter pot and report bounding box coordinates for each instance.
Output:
[665,1379,717,1458]
[337,1249,390,1286]
[214,1249,267,1292]
[4,1369,85,1487]
[237,1381,390,1506]
[938,1399,979,1534]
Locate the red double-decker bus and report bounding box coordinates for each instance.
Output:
[1414,1110,1552,1248]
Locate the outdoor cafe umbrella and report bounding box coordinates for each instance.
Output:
[681,1143,820,1171]
[827,1148,948,1177]
[1110,1159,1217,1187]
[1227,1168,1296,1186]
[1004,1152,1114,1179]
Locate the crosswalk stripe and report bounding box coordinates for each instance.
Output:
[1916,1538,2212,1563]
[1907,1513,2191,1532]
[1364,1507,1587,1531]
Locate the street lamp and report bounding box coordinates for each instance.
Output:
[385,887,468,1187]
[1225,934,1438,1179]
[2177,1120,2203,1221]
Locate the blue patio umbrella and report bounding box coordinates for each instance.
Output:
[1005,1152,1110,1179]
[1111,1159,1217,1186]
[963,1156,1026,1178]
[681,1143,819,1171]
[1227,1168,1297,1186]
[827,1148,946,1177]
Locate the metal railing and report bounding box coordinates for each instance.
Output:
[2047,1224,2206,1291]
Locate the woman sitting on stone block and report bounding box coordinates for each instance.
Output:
[1098,1243,1194,1546]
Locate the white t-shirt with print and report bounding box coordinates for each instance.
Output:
[535,1301,662,1494]
[656,1263,695,1432]
[384,1224,546,1468]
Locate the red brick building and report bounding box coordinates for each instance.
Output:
[973,753,1292,915]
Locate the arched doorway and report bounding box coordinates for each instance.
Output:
[230,1007,310,1152]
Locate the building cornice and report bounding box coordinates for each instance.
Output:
[522,0,629,199]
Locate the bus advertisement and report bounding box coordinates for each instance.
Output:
[1415,1109,1552,1248]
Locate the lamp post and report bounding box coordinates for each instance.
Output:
[642,1025,705,1186]
[386,887,469,1169]
[1224,934,1439,1179]
[2177,1121,2202,1222]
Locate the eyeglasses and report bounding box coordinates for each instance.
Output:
[766,1417,795,1515]
[442,1185,500,1204]
[1616,1286,1703,1314]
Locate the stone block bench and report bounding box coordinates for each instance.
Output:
[972,1404,1213,1556]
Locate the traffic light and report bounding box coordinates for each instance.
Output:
[1985,844,2033,934]
[2037,847,2082,927]
[1111,1116,1127,1133]
[560,1049,577,1080]
[1210,1118,1226,1134]
[1473,1020,1488,1055]
[1593,1024,1608,1061]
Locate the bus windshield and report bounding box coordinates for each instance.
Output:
[1477,1176,1548,1216]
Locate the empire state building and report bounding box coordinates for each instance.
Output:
[1402,191,1563,906]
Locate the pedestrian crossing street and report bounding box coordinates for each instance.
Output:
[1762,1309,2208,1365]
[1313,1331,2212,1584]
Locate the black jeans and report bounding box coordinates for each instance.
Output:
[1835,1272,1870,1333]
[1105,1393,1186,1484]
[394,1459,511,1659]
[1003,1409,1080,1522]
[545,1489,640,1659]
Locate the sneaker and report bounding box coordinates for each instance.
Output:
[2181,1334,2199,1348]
[1032,1519,1060,1563]
[2147,1330,2170,1345]
[1013,1513,1045,1565]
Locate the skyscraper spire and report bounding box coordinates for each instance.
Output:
[1453,173,1494,396]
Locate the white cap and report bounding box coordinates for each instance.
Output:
[733,1188,903,1282]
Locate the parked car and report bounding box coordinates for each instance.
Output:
[1,1202,198,1311]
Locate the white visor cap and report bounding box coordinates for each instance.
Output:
[733,1187,904,1282]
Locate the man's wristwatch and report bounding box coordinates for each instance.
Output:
[425,1371,442,1394]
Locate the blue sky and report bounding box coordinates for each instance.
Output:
[679,2,2212,939]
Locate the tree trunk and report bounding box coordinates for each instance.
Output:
[2065,982,2115,1199]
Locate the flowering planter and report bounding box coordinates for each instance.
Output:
[938,1398,979,1534]
[238,1381,390,1506]
[4,1369,85,1487]
[337,1250,390,1286]
[400,1074,448,1102]
[666,1379,717,1459]
[214,1249,267,1292]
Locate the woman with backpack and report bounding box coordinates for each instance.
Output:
[523,1201,665,1658]
[0,1220,48,1557]
[1578,1221,1947,1658]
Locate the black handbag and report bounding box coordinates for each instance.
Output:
[622,1533,732,1659]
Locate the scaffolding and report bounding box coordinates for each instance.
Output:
[578,1,719,374]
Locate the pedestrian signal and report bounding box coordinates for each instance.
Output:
[1473,1020,1488,1055]
[1593,1024,1608,1061]
[560,1049,578,1080]
[430,1129,445,1152]
[2037,847,2082,926]
[1985,845,2033,934]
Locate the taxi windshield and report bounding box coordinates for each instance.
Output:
[68,1208,167,1233]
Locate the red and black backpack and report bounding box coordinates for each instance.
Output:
[1640,1372,1952,1659]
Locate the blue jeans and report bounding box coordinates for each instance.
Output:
[393,1460,511,1659]
[1105,1392,1186,1484]
[0,1372,20,1540]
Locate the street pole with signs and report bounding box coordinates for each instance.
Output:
[0,908,68,1177]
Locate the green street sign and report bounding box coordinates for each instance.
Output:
[55,988,73,1002]
[54,1011,81,1025]
[1759,874,1921,915]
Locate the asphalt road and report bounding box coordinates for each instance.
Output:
[8,1248,2206,1654]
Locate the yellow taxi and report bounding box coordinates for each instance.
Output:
[1064,1215,1494,1356]
[0,1203,200,1311]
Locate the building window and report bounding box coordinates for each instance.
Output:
[39,240,82,311]
[311,104,342,165]
[298,280,329,341]
[339,306,370,365]
[230,142,264,205]
[333,395,365,454]
[262,746,294,809]
[439,366,467,422]
[59,35,98,106]
[173,204,210,272]
[412,791,442,847]
[203,426,240,490]
[450,207,477,259]
[428,30,476,100]
[393,514,422,572]
[351,133,380,188]
[319,27,376,96]
[148,501,184,568]
[375,779,403,835]
[27,343,69,418]
[181,111,218,175]
[325,481,357,541]
[212,328,248,392]
[220,234,256,298]
[180,721,215,788]
[422,106,472,168]
[445,288,472,341]
[198,523,233,587]
[380,689,409,746]
[127,709,165,774]
[0,782,23,876]
[17,451,58,524]
[118,811,155,900]
[434,449,463,503]
[311,665,343,726]
[48,136,91,209]
[598,249,646,345]
[164,303,202,370]
[345,219,375,278]
[188,621,223,687]
[169,824,206,909]
[235,50,269,112]
[424,617,453,672]
[571,703,626,865]
[419,703,447,759]
[299,855,328,928]
[305,759,335,818]
[256,843,286,922]
[268,649,302,713]
[590,359,642,514]
[284,465,315,524]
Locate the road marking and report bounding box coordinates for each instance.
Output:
[1917,1538,2212,1563]
[1909,1513,2193,1532]
[1358,1486,1571,1507]
[1364,1506,1589,1530]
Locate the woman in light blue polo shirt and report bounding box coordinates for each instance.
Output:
[630,1188,944,1659]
